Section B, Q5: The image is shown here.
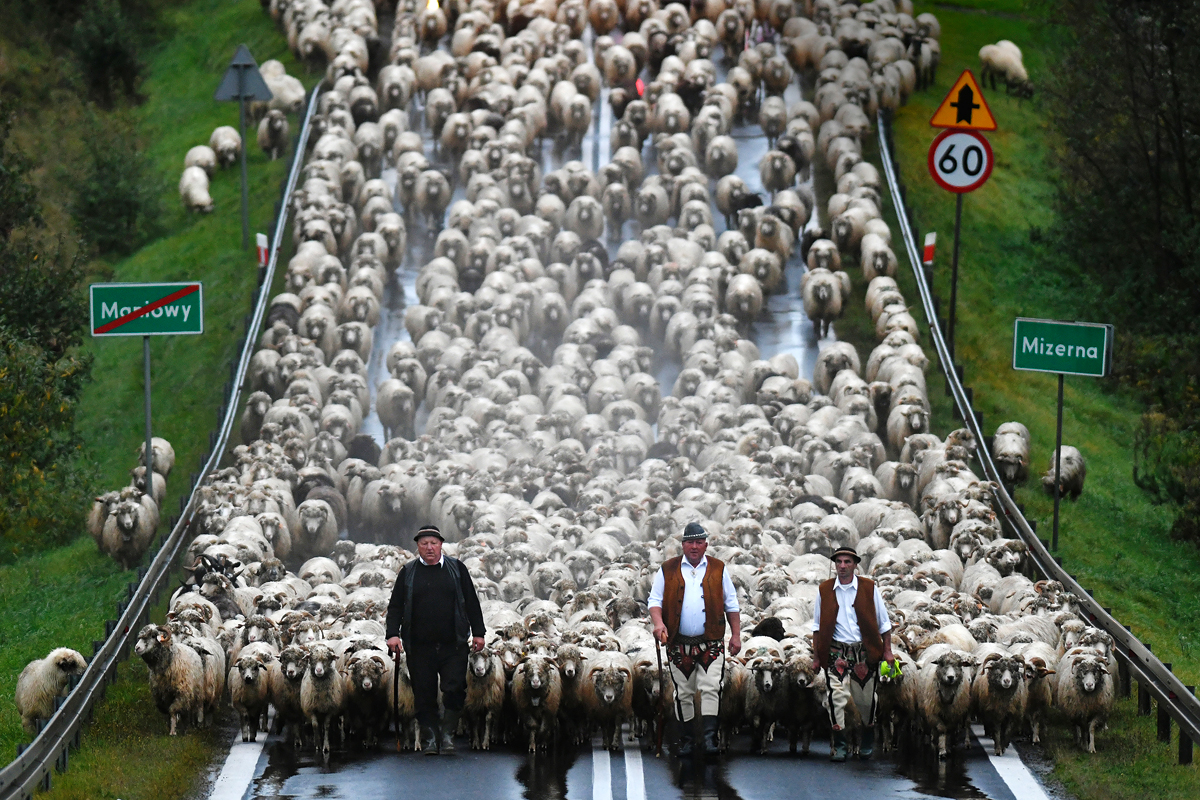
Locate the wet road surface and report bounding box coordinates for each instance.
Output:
[242,730,1032,800]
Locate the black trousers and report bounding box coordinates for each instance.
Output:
[408,640,468,724]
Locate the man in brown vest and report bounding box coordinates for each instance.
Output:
[812,546,894,762]
[649,522,741,757]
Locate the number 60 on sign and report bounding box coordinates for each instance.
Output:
[927,129,994,193]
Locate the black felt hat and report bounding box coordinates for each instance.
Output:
[831,546,861,563]
[414,525,444,542]
[682,522,707,541]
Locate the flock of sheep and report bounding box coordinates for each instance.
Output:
[17,0,1115,771]
[179,60,308,213]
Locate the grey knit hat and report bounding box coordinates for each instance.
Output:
[682,522,707,541]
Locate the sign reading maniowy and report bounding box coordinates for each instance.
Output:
[90,282,204,336]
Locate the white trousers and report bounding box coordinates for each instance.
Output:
[825,669,876,730]
[668,654,725,722]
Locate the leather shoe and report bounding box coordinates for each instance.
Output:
[702,716,720,754]
[440,710,459,754]
[859,726,874,760]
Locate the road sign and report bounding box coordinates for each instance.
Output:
[214,44,273,102]
[216,45,272,250]
[1013,318,1113,377]
[931,70,997,131]
[928,129,994,193]
[90,282,204,337]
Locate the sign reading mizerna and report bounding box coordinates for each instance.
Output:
[1012,317,1113,377]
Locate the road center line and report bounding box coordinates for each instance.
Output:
[970,724,1050,800]
[623,741,645,800]
[592,745,613,800]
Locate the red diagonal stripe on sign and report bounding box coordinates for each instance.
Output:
[95,284,200,334]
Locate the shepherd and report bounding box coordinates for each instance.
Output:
[648,522,742,757]
[386,525,486,755]
[811,546,896,762]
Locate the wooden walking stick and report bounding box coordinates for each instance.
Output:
[393,649,402,752]
[654,639,666,758]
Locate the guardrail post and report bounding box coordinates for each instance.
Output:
[1139,644,1154,715]
[1182,686,1195,765]
[1159,664,1174,742]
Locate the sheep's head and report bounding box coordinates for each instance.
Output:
[1071,655,1109,694]
[932,651,975,693]
[750,656,780,694]
[469,648,496,678]
[982,653,1025,692]
[592,663,630,705]
[350,654,387,692]
[306,644,336,679]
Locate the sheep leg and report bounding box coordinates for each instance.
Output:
[1086,719,1097,754]
[802,726,812,755]
[1030,716,1041,744]
[937,732,948,760]
[169,711,180,736]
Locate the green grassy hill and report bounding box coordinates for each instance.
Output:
[0,0,311,784]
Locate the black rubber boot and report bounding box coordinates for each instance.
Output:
[440,709,459,754]
[830,730,848,762]
[421,724,439,755]
[702,716,720,756]
[677,722,695,758]
[859,726,874,760]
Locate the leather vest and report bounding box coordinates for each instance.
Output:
[815,576,884,668]
[661,555,727,643]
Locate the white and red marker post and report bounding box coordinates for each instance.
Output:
[256,232,269,266]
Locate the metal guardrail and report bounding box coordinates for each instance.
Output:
[876,111,1200,756]
[0,85,321,800]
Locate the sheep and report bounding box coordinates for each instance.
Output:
[464,646,506,749]
[511,653,563,752]
[130,465,166,508]
[295,499,340,559]
[184,145,217,178]
[743,653,789,754]
[1042,445,1086,500]
[579,650,633,750]
[209,126,242,168]
[134,625,205,735]
[343,651,391,747]
[101,497,157,570]
[970,650,1027,755]
[257,110,290,160]
[180,166,214,213]
[992,422,1031,485]
[915,648,976,759]
[800,267,851,339]
[136,436,176,478]
[1056,652,1114,753]
[15,648,87,735]
[229,650,275,742]
[887,404,929,457]
[979,41,1032,97]
[301,642,345,756]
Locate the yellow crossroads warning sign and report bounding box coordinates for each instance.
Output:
[930,70,997,131]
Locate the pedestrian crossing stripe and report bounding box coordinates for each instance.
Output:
[930,70,998,131]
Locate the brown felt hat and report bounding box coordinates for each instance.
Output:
[831,546,861,563]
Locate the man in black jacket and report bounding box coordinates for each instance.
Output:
[386,525,486,755]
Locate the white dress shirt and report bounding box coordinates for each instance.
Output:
[810,575,892,643]
[648,556,740,637]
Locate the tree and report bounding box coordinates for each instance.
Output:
[69,117,161,257]
[71,0,143,107]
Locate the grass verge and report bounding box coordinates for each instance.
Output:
[1,0,309,788]
[882,1,1200,795]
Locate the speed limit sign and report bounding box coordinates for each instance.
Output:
[927,129,994,193]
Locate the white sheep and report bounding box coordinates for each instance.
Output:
[1056,652,1114,753]
[209,126,242,168]
[1042,445,1086,500]
[801,267,851,338]
[179,166,213,214]
[184,145,217,178]
[979,41,1032,97]
[915,648,976,759]
[301,642,345,756]
[15,648,87,735]
[992,422,1031,485]
[229,650,275,742]
[134,625,204,735]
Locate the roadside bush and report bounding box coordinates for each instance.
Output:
[69,118,161,257]
[71,0,143,107]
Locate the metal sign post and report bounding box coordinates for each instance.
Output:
[1012,317,1114,549]
[90,282,205,491]
[215,45,273,250]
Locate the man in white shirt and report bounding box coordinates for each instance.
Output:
[649,522,741,757]
[812,546,895,762]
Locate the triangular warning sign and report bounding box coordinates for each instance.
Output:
[930,70,997,131]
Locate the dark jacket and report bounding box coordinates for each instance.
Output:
[385,555,485,650]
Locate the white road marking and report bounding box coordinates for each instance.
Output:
[970,724,1051,800]
[208,712,272,800]
[623,737,646,800]
[592,746,613,800]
